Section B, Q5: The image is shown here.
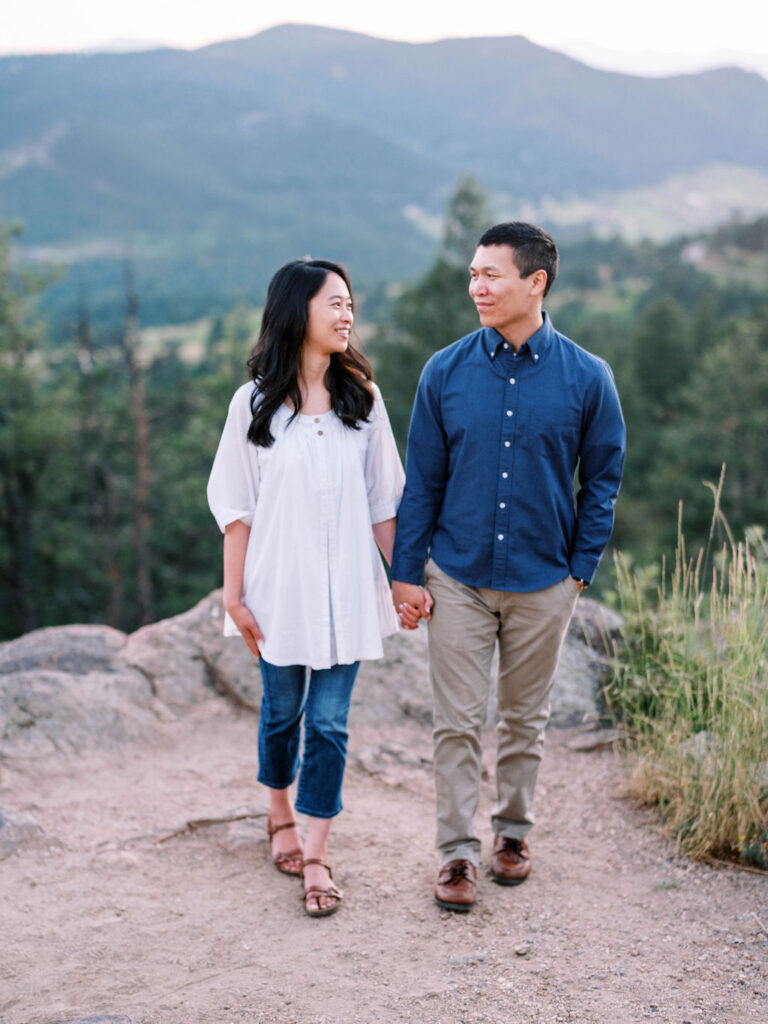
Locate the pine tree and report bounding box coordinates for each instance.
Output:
[371,175,495,449]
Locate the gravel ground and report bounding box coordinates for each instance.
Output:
[1,695,766,1024]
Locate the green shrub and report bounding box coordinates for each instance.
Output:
[605,473,768,868]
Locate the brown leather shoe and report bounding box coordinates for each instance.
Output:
[434,859,477,911]
[490,835,531,885]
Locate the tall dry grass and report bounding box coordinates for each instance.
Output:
[604,469,768,868]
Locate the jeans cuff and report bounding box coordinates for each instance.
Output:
[294,801,341,820]
[258,772,297,791]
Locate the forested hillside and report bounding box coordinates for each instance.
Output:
[2,24,768,326]
[373,181,768,577]
[2,177,767,638]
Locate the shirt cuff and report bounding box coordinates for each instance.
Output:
[569,562,596,586]
[390,555,427,586]
[211,508,255,533]
[369,500,398,525]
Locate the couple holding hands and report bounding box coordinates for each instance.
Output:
[207,222,626,917]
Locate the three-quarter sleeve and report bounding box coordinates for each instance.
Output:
[364,383,405,524]
[207,384,260,532]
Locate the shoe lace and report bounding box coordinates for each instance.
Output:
[500,837,524,855]
[444,861,473,884]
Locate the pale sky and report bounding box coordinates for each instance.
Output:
[1,0,765,72]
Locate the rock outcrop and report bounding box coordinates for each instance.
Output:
[0,590,621,765]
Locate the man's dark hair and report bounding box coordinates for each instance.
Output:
[477,222,559,297]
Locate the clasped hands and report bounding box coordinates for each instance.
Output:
[391,580,434,631]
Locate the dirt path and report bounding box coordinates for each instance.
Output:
[1,698,766,1024]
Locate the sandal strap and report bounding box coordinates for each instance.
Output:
[273,848,303,865]
[267,819,297,838]
[301,858,332,876]
[304,884,342,902]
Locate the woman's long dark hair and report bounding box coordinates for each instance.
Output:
[246,258,374,447]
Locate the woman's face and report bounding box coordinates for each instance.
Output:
[303,272,354,359]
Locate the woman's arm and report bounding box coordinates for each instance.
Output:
[374,516,432,629]
[372,516,396,566]
[223,519,264,658]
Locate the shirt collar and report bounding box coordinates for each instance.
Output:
[485,311,553,362]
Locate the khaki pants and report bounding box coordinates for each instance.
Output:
[425,559,579,866]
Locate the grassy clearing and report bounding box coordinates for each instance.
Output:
[604,470,768,868]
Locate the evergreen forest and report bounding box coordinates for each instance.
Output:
[2,178,768,641]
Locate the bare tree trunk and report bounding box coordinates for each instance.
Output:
[76,296,124,628]
[0,466,37,635]
[0,307,39,635]
[121,263,154,626]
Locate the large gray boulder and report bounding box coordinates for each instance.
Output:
[0,804,58,860]
[0,623,127,676]
[0,596,257,762]
[115,589,264,712]
[0,624,162,759]
[0,590,621,762]
[354,594,620,729]
[568,596,624,657]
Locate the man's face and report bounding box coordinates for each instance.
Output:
[468,244,543,335]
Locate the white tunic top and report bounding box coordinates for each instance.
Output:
[207,381,405,669]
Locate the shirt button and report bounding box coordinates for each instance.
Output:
[499,502,506,509]
[510,377,516,384]
[506,410,513,416]
[504,441,510,448]
[503,343,509,349]
[314,417,320,423]
[502,472,508,478]
[498,534,504,540]
[317,430,323,436]
[534,354,539,361]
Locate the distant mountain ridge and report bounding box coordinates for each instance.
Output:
[1,23,767,320]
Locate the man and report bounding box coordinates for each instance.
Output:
[391,222,625,912]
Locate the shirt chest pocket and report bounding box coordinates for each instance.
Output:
[519,405,581,464]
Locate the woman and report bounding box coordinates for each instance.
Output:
[207,258,405,917]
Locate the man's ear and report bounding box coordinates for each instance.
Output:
[530,269,548,296]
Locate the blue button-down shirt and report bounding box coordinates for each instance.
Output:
[391,314,626,591]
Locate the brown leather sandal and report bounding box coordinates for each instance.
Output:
[301,858,343,917]
[267,818,303,876]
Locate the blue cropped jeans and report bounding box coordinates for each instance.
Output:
[257,659,360,819]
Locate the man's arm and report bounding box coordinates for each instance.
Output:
[390,359,448,622]
[570,363,626,584]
